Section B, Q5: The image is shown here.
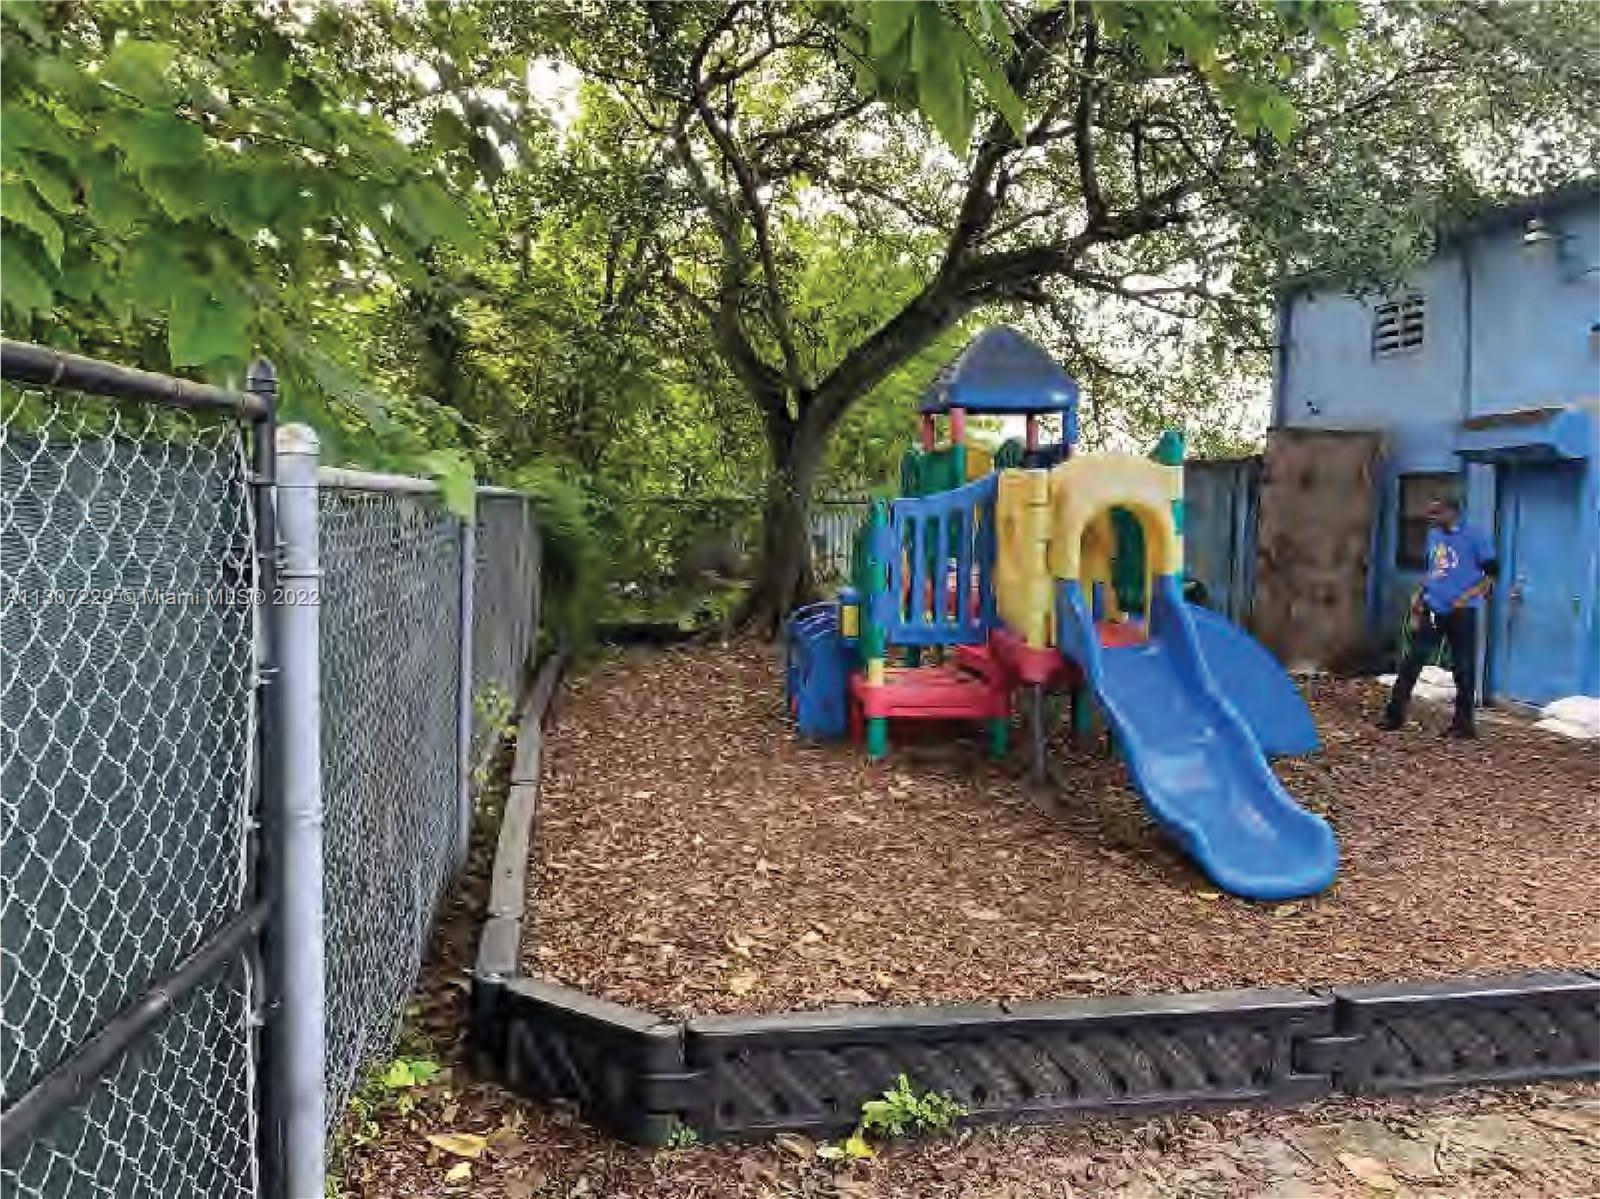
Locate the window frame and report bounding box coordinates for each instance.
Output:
[1372,293,1426,357]
[1395,471,1462,570]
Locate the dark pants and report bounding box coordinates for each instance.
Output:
[1386,606,1477,729]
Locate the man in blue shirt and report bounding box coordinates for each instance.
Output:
[1378,496,1498,737]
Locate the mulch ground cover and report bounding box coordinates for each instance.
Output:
[338,694,1600,1199]
[523,642,1599,1019]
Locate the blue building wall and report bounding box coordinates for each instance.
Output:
[1470,214,1600,412]
[1274,184,1600,703]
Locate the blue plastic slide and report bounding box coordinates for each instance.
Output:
[1056,576,1339,900]
[1187,604,1320,757]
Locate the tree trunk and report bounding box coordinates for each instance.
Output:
[740,418,826,635]
[729,287,981,635]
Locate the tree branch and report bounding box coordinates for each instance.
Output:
[955,179,1193,300]
[751,96,874,152]
[777,152,948,229]
[688,90,807,398]
[980,205,1061,245]
[1073,15,1107,227]
[809,282,981,432]
[935,5,1079,279]
[810,152,1195,433]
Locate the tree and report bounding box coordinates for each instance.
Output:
[0,0,492,491]
[526,0,1597,627]
[10,1,1594,614]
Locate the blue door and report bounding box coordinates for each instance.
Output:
[1494,462,1585,704]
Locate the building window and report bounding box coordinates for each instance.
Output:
[1372,294,1425,356]
[1396,472,1461,569]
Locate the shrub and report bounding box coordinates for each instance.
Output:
[508,460,604,652]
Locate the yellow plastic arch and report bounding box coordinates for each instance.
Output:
[1078,506,1122,618]
[1047,455,1183,586]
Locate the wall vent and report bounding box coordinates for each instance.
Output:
[1372,294,1425,356]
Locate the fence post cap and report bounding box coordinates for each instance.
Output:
[247,356,277,385]
[276,422,320,455]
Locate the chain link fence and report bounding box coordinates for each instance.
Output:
[3,964,260,1199]
[317,483,465,1126]
[472,492,541,760]
[315,479,542,1128]
[595,495,862,628]
[1,380,262,1199]
[2,344,543,1198]
[811,497,869,584]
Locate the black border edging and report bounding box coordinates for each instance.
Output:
[471,966,1598,1146]
[1324,972,1600,1093]
[475,647,568,983]
[597,620,709,647]
[467,657,1599,1144]
[681,987,1335,1139]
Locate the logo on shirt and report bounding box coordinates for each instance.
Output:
[1429,541,1457,579]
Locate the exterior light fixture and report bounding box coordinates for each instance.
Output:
[1522,216,1560,247]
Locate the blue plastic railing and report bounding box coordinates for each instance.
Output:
[784,600,851,740]
[872,473,998,647]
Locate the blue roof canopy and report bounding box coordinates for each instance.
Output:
[1456,402,1597,463]
[919,327,1081,417]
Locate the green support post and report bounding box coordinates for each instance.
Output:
[950,406,968,484]
[866,716,888,760]
[862,499,891,762]
[987,716,1009,759]
[1150,428,1186,465]
[1070,684,1095,740]
[1152,428,1187,591]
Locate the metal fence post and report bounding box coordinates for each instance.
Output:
[273,423,327,1198]
[455,509,476,874]
[248,358,281,1199]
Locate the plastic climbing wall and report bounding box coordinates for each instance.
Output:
[1251,428,1383,672]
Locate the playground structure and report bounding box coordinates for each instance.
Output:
[786,327,1338,901]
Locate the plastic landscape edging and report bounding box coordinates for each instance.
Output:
[476,646,568,982]
[680,985,1336,1139]
[1322,971,1600,1093]
[470,960,1599,1146]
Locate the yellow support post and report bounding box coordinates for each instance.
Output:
[996,469,1055,647]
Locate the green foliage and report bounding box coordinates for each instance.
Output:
[858,1073,968,1140]
[380,1056,442,1092]
[337,1055,442,1152]
[506,461,604,650]
[470,688,515,789]
[472,680,515,734]
[0,0,491,493]
[1094,0,1359,144]
[417,449,478,518]
[1,5,473,355]
[664,1123,701,1150]
[588,493,757,630]
[834,0,1361,157]
[828,0,1026,156]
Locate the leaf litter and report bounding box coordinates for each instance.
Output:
[336,644,1600,1198]
[523,644,1599,1019]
